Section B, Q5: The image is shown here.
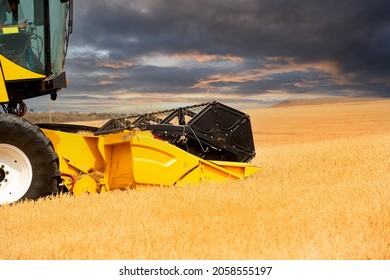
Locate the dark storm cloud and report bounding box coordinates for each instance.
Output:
[73,0,390,70]
[52,0,390,112]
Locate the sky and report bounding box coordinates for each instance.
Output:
[29,0,390,113]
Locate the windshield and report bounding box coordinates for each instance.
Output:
[0,0,71,75]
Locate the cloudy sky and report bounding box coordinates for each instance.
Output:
[29,0,390,112]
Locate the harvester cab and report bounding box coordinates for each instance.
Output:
[0,0,71,114]
[0,0,259,206]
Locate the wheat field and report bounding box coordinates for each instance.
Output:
[0,98,389,260]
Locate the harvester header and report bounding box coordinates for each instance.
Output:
[38,102,260,196]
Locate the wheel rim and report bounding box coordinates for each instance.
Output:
[0,144,33,204]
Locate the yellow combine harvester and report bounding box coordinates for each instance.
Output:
[0,0,259,205]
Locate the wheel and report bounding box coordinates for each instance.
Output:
[0,114,60,205]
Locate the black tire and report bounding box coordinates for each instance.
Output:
[0,114,60,205]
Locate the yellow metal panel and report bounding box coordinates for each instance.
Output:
[209,160,261,178]
[72,175,98,196]
[2,27,19,34]
[42,129,104,174]
[177,165,204,184]
[0,62,9,102]
[97,130,137,190]
[130,132,200,186]
[106,143,134,190]
[199,161,240,181]
[0,54,45,80]
[179,160,260,184]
